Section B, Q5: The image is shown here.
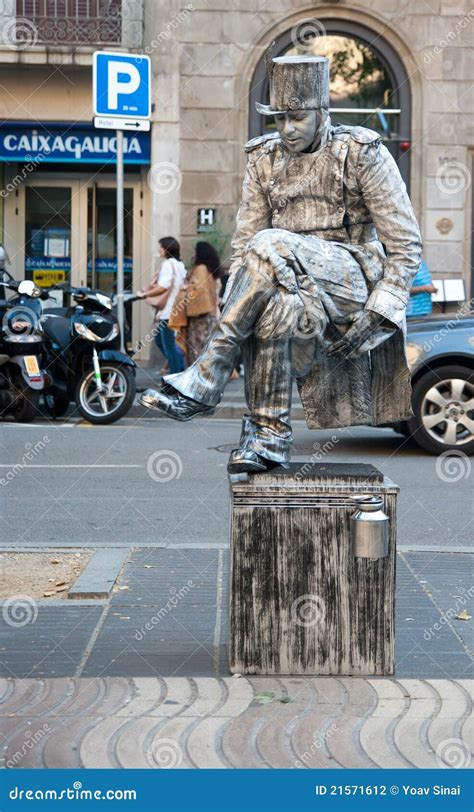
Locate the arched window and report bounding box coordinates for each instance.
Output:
[249,20,412,187]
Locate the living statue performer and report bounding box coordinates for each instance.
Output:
[140,55,422,475]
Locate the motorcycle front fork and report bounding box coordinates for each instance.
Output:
[92,348,105,392]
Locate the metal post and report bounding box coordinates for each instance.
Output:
[116,129,125,352]
[91,182,97,290]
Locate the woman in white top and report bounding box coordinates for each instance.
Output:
[139,237,187,373]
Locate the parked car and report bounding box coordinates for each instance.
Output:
[394,315,474,455]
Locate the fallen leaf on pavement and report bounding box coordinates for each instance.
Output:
[254,692,275,705]
[455,609,471,621]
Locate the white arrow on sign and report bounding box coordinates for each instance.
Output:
[93,116,151,132]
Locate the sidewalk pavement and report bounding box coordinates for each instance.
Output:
[1,675,471,769]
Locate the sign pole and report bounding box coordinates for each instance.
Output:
[116,128,125,352]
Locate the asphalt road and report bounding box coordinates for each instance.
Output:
[1,416,471,551]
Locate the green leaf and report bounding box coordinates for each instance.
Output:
[254,692,275,704]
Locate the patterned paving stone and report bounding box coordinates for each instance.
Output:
[0,677,471,769]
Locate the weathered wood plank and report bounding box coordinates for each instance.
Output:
[229,464,397,676]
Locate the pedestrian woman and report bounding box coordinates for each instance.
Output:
[138,236,187,374]
[185,241,221,366]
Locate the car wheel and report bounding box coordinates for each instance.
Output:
[407,365,474,455]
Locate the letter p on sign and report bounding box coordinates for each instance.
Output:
[108,62,140,110]
[93,52,151,120]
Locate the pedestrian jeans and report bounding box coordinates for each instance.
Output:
[154,320,185,374]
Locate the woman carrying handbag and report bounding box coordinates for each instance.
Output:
[138,236,187,374]
[182,242,221,366]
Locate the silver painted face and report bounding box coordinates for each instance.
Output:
[273,110,319,152]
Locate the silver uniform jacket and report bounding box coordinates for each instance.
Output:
[227,123,423,429]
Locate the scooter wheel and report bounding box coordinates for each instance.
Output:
[75,363,136,424]
[8,384,39,423]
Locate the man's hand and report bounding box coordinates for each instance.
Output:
[326,310,384,358]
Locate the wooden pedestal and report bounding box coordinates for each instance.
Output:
[229,463,398,676]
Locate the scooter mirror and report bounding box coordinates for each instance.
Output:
[18,280,39,297]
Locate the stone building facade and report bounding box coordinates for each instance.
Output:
[151,0,473,300]
[0,0,471,354]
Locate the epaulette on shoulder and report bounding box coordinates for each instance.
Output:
[243,131,281,154]
[332,124,382,144]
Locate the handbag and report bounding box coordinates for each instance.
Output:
[186,265,217,318]
[145,259,176,310]
[168,283,189,329]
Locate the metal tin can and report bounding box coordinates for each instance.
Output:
[350,495,389,559]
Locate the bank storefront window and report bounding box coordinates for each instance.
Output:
[25,186,71,288]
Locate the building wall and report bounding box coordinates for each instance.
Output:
[146,0,473,293]
[0,1,471,310]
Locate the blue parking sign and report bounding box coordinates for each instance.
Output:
[93,52,151,119]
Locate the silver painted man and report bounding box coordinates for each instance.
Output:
[141,55,422,474]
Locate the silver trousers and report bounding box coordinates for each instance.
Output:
[164,231,369,464]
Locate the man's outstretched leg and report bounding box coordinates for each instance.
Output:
[139,251,277,420]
